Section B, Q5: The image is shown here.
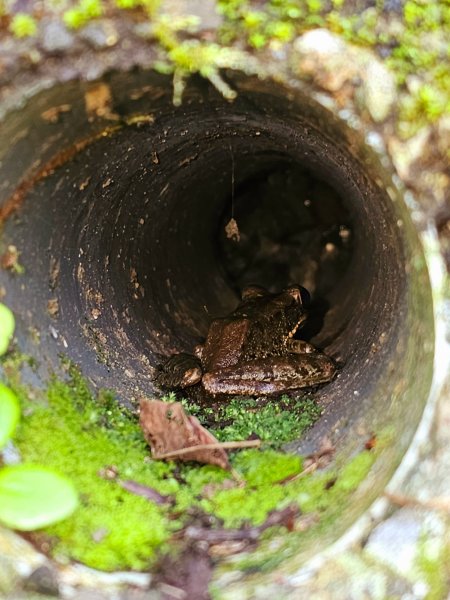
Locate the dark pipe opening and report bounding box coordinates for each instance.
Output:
[0,69,433,503]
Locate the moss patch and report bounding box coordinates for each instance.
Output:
[416,535,450,600]
[181,394,322,449]
[13,369,178,571]
[5,361,378,572]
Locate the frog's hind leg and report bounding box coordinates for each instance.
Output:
[202,354,336,396]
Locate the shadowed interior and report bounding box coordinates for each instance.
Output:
[0,70,433,491]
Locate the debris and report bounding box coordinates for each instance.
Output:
[47,298,59,318]
[97,465,119,480]
[184,504,300,544]
[303,437,336,471]
[1,245,24,274]
[224,217,240,242]
[79,176,91,191]
[365,434,378,450]
[84,83,117,120]
[40,104,72,123]
[118,479,172,506]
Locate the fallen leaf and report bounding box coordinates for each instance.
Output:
[224,218,240,242]
[139,399,230,470]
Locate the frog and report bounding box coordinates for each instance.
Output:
[155,284,336,396]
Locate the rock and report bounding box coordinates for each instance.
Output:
[388,127,432,182]
[24,565,59,596]
[291,29,359,92]
[0,527,46,596]
[365,508,423,578]
[40,19,75,54]
[361,59,397,122]
[291,28,397,122]
[158,0,223,31]
[80,20,119,50]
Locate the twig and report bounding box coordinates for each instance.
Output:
[184,504,300,544]
[385,491,450,512]
[154,439,261,460]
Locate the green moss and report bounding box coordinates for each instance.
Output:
[217,0,449,133]
[212,448,377,575]
[5,359,378,571]
[200,450,302,526]
[13,368,178,571]
[10,13,37,38]
[416,537,450,600]
[63,0,103,30]
[182,395,322,449]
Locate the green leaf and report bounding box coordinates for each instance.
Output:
[0,303,15,355]
[0,465,79,531]
[0,384,20,449]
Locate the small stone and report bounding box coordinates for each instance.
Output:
[365,508,423,578]
[291,29,357,92]
[158,0,222,31]
[24,565,59,596]
[80,20,119,50]
[388,127,431,182]
[40,19,75,54]
[361,59,397,122]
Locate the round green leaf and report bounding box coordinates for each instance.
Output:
[0,465,79,531]
[0,303,15,355]
[0,384,20,449]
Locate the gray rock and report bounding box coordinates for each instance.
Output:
[159,0,222,31]
[365,508,424,578]
[361,59,397,122]
[80,21,119,50]
[291,29,358,92]
[24,565,59,596]
[40,20,75,54]
[292,28,397,122]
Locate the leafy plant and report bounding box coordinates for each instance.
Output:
[63,0,103,29]
[0,303,14,355]
[10,13,37,38]
[0,305,78,531]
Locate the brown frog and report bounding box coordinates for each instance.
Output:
[155,285,336,396]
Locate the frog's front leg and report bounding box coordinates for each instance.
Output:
[202,353,336,396]
[154,353,203,389]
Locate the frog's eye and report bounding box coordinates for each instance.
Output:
[286,285,311,306]
[299,286,311,307]
[242,285,267,300]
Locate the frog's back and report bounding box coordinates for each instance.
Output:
[201,318,250,372]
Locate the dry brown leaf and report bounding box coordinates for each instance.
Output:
[224,218,240,242]
[139,399,230,470]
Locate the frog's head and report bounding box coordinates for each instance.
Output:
[240,283,309,340]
